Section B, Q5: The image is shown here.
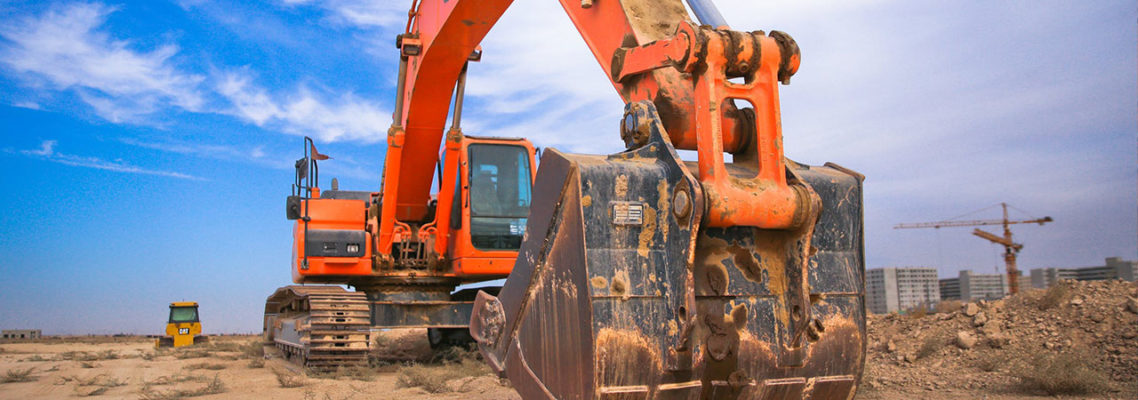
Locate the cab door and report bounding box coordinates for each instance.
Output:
[450,139,536,276]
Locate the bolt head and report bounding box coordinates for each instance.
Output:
[673,189,691,218]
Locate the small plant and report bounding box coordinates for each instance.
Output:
[247,358,265,368]
[241,340,265,359]
[22,354,48,362]
[1,367,36,383]
[396,364,451,393]
[274,369,306,388]
[914,335,944,360]
[1012,350,1110,395]
[396,355,491,394]
[139,374,225,400]
[80,361,99,369]
[973,353,1001,372]
[308,364,376,382]
[140,351,157,361]
[934,300,962,314]
[141,373,206,390]
[1037,283,1070,310]
[183,362,226,371]
[906,304,928,319]
[173,349,211,359]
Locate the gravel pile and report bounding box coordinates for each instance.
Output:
[862,279,1138,396]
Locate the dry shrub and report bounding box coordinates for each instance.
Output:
[914,335,945,360]
[183,362,226,371]
[206,341,243,352]
[1037,284,1070,310]
[140,351,157,361]
[22,354,48,362]
[139,374,225,400]
[302,387,365,400]
[274,369,306,388]
[906,305,928,319]
[396,354,491,393]
[242,341,265,359]
[173,349,211,359]
[309,364,376,382]
[934,300,962,314]
[63,374,128,396]
[247,358,265,368]
[972,352,1001,372]
[141,373,207,389]
[396,364,451,393]
[1,367,36,383]
[1012,350,1110,395]
[80,361,99,369]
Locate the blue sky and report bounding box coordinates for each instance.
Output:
[0,1,1134,334]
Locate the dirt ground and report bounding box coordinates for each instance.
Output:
[3,281,1135,399]
[0,331,517,400]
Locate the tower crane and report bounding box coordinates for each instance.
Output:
[894,203,1052,294]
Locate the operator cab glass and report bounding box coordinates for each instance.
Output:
[468,144,532,250]
[169,306,199,323]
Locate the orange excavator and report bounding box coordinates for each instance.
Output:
[264,0,867,398]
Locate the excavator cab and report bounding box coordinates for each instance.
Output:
[447,136,536,276]
[283,135,535,283]
[156,302,206,348]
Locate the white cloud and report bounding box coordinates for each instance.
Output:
[25,140,56,156]
[12,101,41,110]
[117,137,295,170]
[216,70,391,143]
[0,2,204,122]
[279,0,406,29]
[20,140,204,180]
[0,2,394,145]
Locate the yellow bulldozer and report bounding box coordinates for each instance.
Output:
[155,302,207,348]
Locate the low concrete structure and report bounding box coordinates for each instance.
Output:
[1,329,42,339]
[1030,257,1138,288]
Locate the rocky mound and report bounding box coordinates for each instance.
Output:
[863,279,1138,397]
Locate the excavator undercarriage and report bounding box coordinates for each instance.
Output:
[264,286,372,369]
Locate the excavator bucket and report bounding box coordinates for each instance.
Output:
[471,103,866,399]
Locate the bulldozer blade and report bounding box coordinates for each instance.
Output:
[472,102,866,400]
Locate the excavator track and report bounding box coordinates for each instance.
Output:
[264,286,371,370]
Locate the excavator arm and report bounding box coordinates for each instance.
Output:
[375,1,866,398]
[380,0,801,256]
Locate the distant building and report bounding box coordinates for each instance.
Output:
[939,278,961,300]
[1030,257,1138,288]
[1,329,41,340]
[960,270,1011,300]
[1030,267,1078,289]
[867,267,940,314]
[938,270,1012,301]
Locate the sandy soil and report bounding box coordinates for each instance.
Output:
[0,333,518,400]
[5,281,1134,400]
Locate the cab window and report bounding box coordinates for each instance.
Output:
[169,307,199,323]
[468,144,532,250]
